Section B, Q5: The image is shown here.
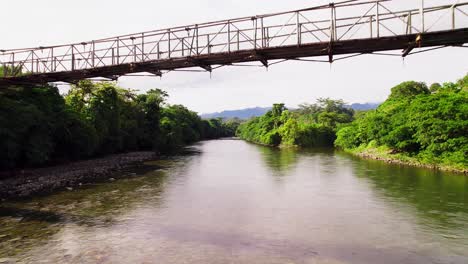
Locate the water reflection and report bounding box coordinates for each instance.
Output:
[257,145,298,178]
[345,153,468,238]
[0,163,171,258]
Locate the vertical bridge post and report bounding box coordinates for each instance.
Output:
[451,5,456,29]
[376,2,380,38]
[92,41,95,67]
[51,48,55,71]
[296,11,301,46]
[71,45,75,71]
[260,17,264,48]
[196,25,199,55]
[31,51,34,74]
[228,20,231,53]
[168,30,171,58]
[253,17,258,49]
[330,4,337,42]
[421,0,425,32]
[116,38,120,64]
[406,11,413,34]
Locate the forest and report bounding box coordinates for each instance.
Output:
[236,99,354,147]
[237,75,467,171]
[335,75,467,171]
[0,80,238,170]
[1,72,466,172]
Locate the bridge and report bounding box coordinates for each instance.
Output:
[1,0,468,86]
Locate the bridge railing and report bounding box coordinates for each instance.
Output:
[1,0,467,78]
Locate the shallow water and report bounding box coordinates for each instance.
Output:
[1,139,467,263]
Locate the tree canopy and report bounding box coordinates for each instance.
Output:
[0,81,238,170]
[237,98,354,147]
[335,75,468,170]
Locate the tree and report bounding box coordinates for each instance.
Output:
[388,81,430,100]
[136,89,168,149]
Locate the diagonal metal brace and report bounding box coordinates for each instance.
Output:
[402,34,422,57]
[147,69,163,77]
[102,75,120,81]
[198,64,212,72]
[252,51,269,67]
[187,58,212,72]
[402,45,415,57]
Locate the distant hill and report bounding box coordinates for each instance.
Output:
[348,103,381,111]
[200,103,380,120]
[200,107,271,119]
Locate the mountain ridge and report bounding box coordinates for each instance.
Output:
[200,103,380,119]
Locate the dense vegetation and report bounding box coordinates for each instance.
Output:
[236,99,354,147]
[0,80,237,170]
[236,75,467,172]
[335,75,468,171]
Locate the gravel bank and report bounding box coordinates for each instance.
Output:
[0,152,157,201]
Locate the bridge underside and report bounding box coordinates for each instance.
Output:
[1,28,467,87]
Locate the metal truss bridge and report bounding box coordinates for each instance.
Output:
[1,0,468,86]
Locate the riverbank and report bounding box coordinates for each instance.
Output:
[345,146,467,175]
[242,137,467,174]
[0,151,158,201]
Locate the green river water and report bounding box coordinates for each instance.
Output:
[0,139,467,263]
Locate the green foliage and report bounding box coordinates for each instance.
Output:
[0,85,96,168]
[335,75,468,170]
[158,105,202,151]
[0,81,235,170]
[237,98,353,147]
[388,81,430,100]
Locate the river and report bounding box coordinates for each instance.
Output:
[1,139,467,263]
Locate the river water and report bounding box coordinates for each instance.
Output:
[1,139,467,264]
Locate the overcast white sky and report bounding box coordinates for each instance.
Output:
[2,0,467,113]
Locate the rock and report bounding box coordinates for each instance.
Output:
[109,178,115,182]
[66,187,73,191]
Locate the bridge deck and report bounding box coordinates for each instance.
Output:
[1,29,467,86]
[1,0,468,86]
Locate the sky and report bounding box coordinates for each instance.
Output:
[2,0,467,114]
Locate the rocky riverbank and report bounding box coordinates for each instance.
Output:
[350,149,467,175]
[0,152,158,201]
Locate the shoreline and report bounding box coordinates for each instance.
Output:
[240,138,467,175]
[347,149,467,175]
[0,151,158,201]
[2,142,465,201]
